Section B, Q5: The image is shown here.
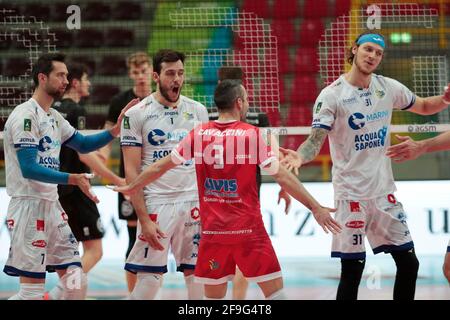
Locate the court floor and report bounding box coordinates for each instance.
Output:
[1,255,448,300]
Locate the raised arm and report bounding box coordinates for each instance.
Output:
[407,84,450,115]
[16,148,99,203]
[387,131,450,162]
[78,152,125,186]
[118,153,177,196]
[261,130,339,233]
[280,127,329,175]
[269,163,341,234]
[298,127,329,164]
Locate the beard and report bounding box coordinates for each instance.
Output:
[159,83,181,103]
[45,83,65,100]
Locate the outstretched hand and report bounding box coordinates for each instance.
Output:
[69,173,99,203]
[109,98,140,137]
[386,134,424,162]
[277,188,292,214]
[279,147,302,175]
[107,184,139,197]
[311,206,341,235]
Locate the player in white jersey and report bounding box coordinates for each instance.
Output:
[100,52,154,293]
[384,103,450,284]
[2,53,136,300]
[281,32,450,300]
[121,49,208,300]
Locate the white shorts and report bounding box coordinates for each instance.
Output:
[331,194,414,260]
[3,198,81,279]
[125,200,200,274]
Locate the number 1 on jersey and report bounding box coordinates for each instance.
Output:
[144,247,149,258]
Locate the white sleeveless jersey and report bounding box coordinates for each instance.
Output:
[312,74,415,200]
[3,98,76,201]
[120,94,209,205]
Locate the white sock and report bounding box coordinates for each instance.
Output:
[129,273,162,300]
[9,283,45,300]
[48,281,64,300]
[185,275,204,300]
[266,288,287,300]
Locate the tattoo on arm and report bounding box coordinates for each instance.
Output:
[298,128,328,164]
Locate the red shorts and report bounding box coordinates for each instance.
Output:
[194,233,282,285]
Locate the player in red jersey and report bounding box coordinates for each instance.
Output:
[114,80,341,299]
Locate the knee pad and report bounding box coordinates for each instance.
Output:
[9,283,45,300]
[126,225,137,259]
[391,249,419,275]
[391,249,419,300]
[61,267,88,300]
[336,259,366,300]
[341,259,366,281]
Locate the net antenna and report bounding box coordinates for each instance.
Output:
[170,7,279,114]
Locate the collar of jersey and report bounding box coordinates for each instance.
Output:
[151,93,178,110]
[342,73,374,91]
[214,119,237,123]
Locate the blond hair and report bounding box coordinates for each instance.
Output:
[126,51,152,69]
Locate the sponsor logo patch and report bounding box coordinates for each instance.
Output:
[209,259,219,270]
[6,219,14,229]
[148,213,157,222]
[123,116,130,129]
[345,220,365,228]
[314,102,322,114]
[350,201,360,213]
[387,194,396,204]
[190,207,200,220]
[24,119,31,131]
[36,220,45,231]
[32,240,47,248]
[375,89,385,98]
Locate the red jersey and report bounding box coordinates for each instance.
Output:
[173,120,276,244]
